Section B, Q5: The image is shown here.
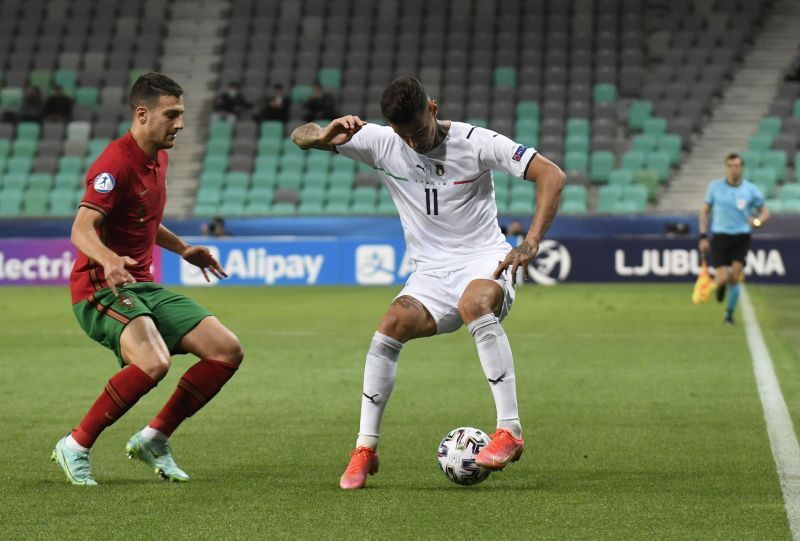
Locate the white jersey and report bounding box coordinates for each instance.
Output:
[337,121,538,271]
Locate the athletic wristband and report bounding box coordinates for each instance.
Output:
[699,233,708,239]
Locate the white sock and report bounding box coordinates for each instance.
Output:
[65,434,89,452]
[357,332,403,448]
[468,313,522,439]
[140,426,168,441]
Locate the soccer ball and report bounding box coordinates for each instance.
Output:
[437,427,492,486]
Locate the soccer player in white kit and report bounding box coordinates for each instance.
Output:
[291,77,565,489]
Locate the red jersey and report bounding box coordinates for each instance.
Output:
[70,132,168,303]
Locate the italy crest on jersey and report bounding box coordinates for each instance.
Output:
[93,172,115,193]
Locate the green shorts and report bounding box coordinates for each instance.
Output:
[72,282,212,367]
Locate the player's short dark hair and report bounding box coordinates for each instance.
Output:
[725,152,744,165]
[381,77,430,125]
[129,72,183,112]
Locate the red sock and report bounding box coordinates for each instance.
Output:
[71,364,158,448]
[150,359,238,437]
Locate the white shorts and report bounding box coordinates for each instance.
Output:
[396,254,516,335]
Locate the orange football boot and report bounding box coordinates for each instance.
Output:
[475,429,524,470]
[339,446,379,490]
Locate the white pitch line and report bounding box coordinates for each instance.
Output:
[741,285,800,540]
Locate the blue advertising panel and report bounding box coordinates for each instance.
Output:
[157,236,800,286]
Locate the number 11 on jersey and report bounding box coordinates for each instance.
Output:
[425,188,439,215]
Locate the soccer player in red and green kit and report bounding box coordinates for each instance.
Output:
[52,73,244,485]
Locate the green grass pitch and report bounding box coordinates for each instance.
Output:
[1,283,798,539]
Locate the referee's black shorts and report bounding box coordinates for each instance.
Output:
[710,233,751,267]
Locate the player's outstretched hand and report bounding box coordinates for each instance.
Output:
[102,254,137,296]
[320,116,366,146]
[182,245,228,282]
[493,239,540,286]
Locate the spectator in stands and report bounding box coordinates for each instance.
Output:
[19,85,44,122]
[302,83,338,122]
[201,216,229,237]
[41,85,74,122]
[254,84,291,124]
[212,82,250,123]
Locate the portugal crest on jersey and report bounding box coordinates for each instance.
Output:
[118,293,136,310]
[93,172,115,193]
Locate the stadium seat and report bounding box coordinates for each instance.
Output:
[590,151,614,183]
[608,169,634,186]
[593,83,617,103]
[564,151,589,173]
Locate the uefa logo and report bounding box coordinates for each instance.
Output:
[93,172,115,193]
[356,245,396,285]
[527,240,571,285]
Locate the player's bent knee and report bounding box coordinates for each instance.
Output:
[131,354,171,381]
[217,337,244,366]
[378,312,414,342]
[458,291,499,321]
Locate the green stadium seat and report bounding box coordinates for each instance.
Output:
[779,184,800,200]
[751,168,777,197]
[632,134,657,153]
[494,184,509,206]
[75,87,99,108]
[255,155,279,174]
[2,172,27,190]
[352,187,377,205]
[67,122,91,142]
[331,156,356,173]
[326,184,352,203]
[794,99,800,118]
[596,185,622,212]
[350,200,378,214]
[48,189,76,216]
[243,201,271,216]
[276,170,303,189]
[561,199,587,214]
[12,139,37,157]
[565,134,589,153]
[593,83,617,103]
[646,151,671,182]
[516,101,539,120]
[741,150,763,169]
[224,171,250,190]
[590,151,615,183]
[0,139,9,158]
[279,155,305,176]
[209,122,233,140]
[54,69,77,94]
[322,199,348,214]
[642,117,667,136]
[270,201,297,215]
[203,155,228,174]
[493,172,513,188]
[748,133,773,152]
[758,116,782,138]
[566,118,590,138]
[562,185,588,206]
[205,143,231,159]
[610,199,642,213]
[221,186,247,204]
[17,122,40,141]
[608,169,634,185]
[196,187,222,206]
[260,120,284,140]
[301,170,328,189]
[7,156,32,175]
[376,199,398,215]
[510,181,535,200]
[22,189,49,216]
[249,186,274,204]
[634,169,660,201]
[117,120,129,137]
[27,173,52,190]
[88,138,110,158]
[257,137,281,155]
[329,169,354,186]
[628,100,653,130]
[29,70,52,90]
[622,184,648,209]
[514,119,538,142]
[494,67,517,87]
[199,171,225,189]
[564,151,589,173]
[508,198,536,213]
[300,185,325,203]
[297,200,325,214]
[218,201,246,217]
[251,169,277,189]
[54,172,82,189]
[318,68,342,90]
[0,88,23,109]
[291,85,313,102]
[621,151,646,172]
[0,189,23,216]
[781,199,800,212]
[762,150,787,181]
[657,134,682,165]
[193,202,219,217]
[306,152,332,173]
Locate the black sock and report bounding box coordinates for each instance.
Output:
[716,284,726,303]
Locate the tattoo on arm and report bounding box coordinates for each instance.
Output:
[291,123,334,151]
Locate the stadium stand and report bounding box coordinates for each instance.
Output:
[0,0,783,217]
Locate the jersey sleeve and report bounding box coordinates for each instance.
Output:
[750,184,765,209]
[80,157,126,217]
[704,182,715,206]
[336,123,387,167]
[473,127,538,179]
